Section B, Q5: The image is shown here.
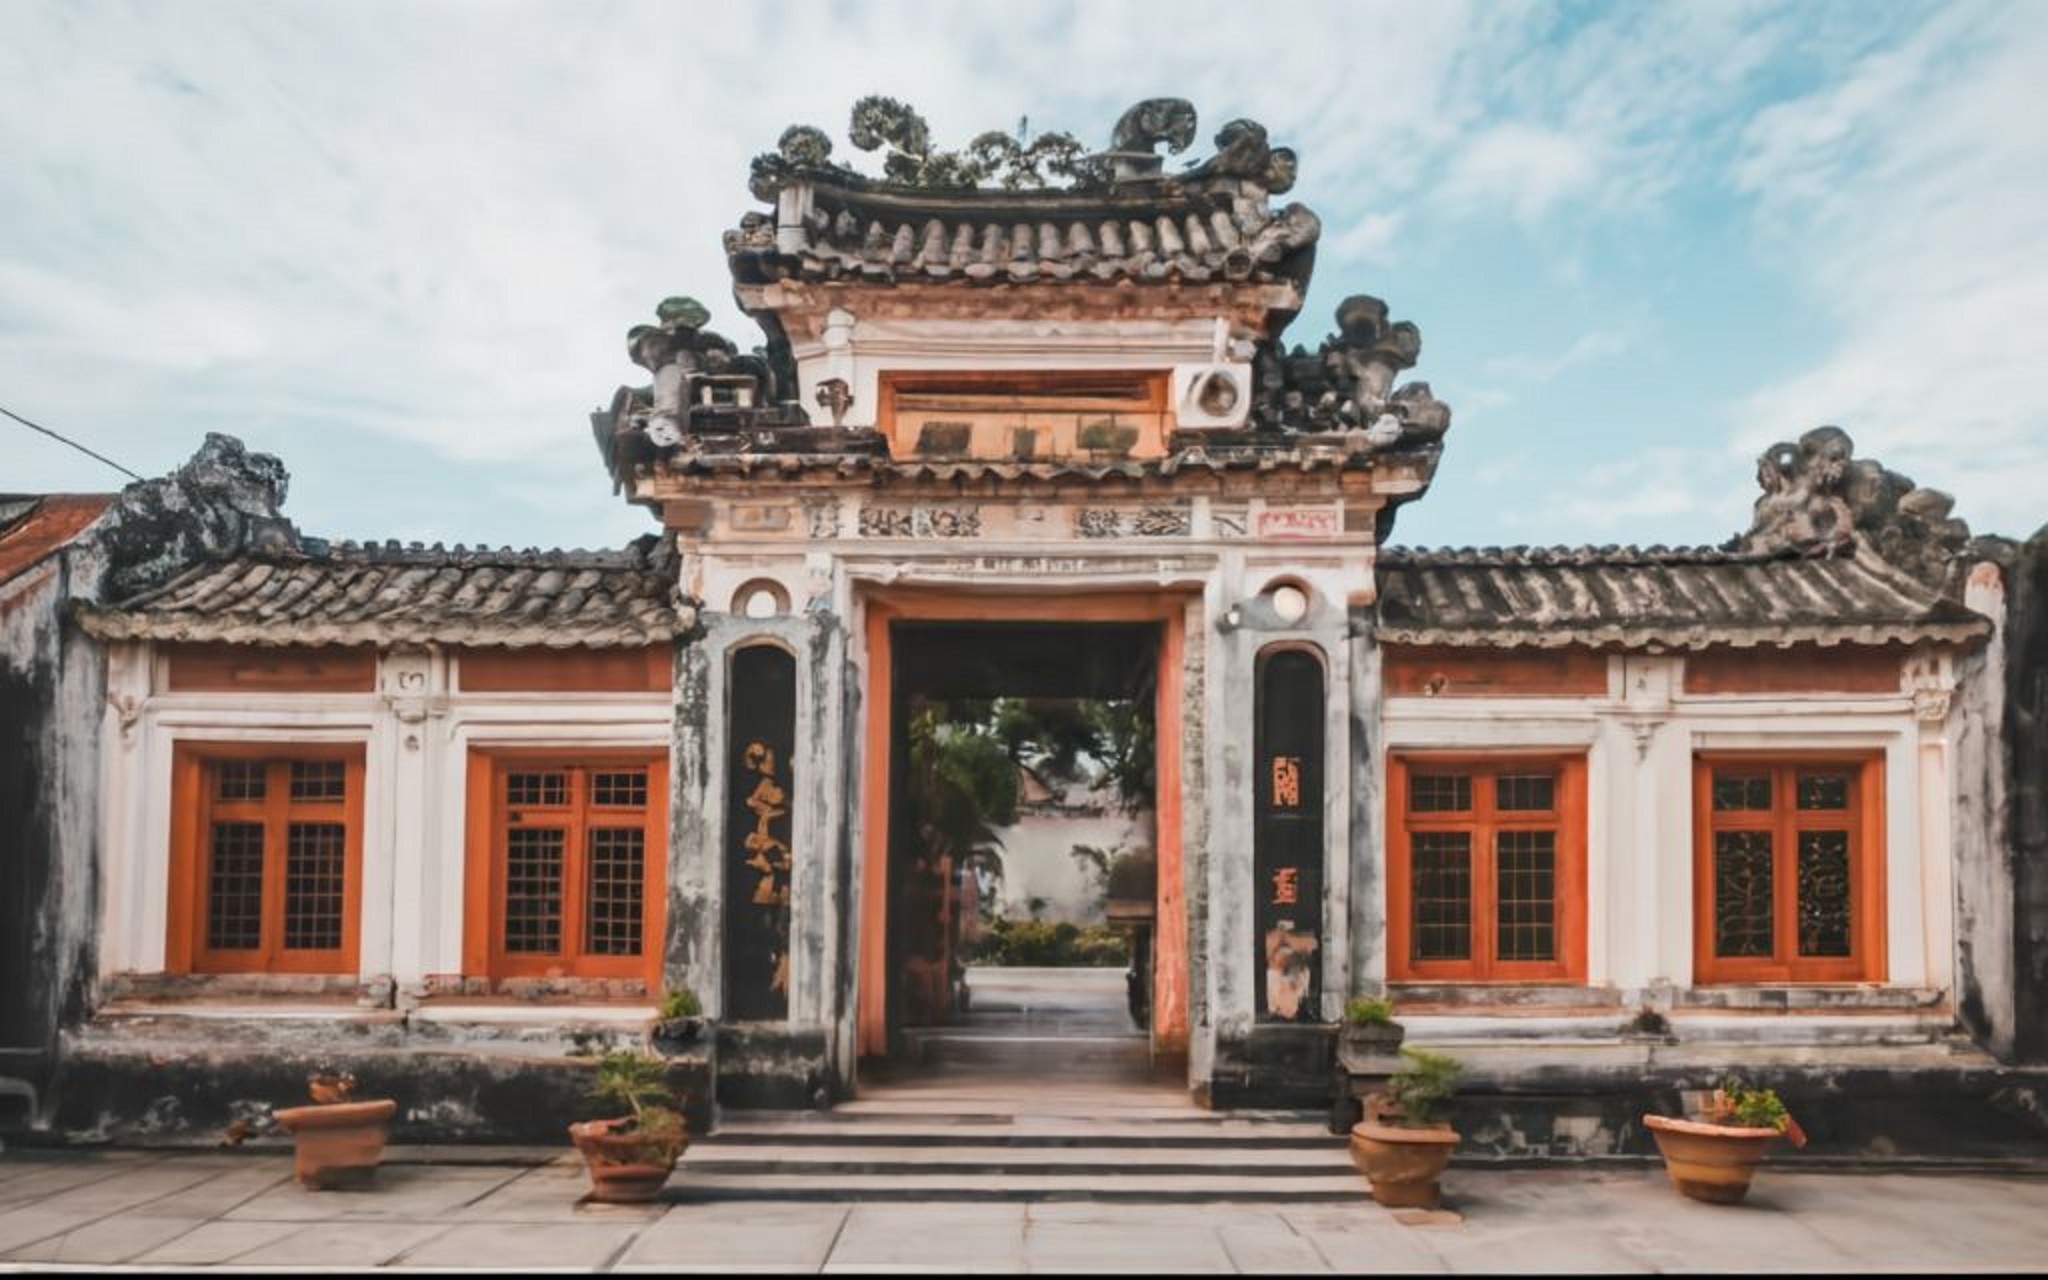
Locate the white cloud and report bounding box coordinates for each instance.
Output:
[1441,123,1601,223]
[1483,330,1631,385]
[1732,1,2048,540]
[1329,212,1405,264]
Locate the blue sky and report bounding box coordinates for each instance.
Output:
[3,0,2043,551]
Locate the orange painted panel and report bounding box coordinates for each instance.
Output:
[1382,646,1608,697]
[1682,647,1900,695]
[457,647,670,693]
[165,644,375,693]
[876,369,1170,462]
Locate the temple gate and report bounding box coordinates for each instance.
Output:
[595,97,1452,1104]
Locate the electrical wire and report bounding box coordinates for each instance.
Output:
[1,404,143,481]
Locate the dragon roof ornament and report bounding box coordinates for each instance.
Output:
[749,95,1296,199]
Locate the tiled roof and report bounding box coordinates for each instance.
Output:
[76,538,686,649]
[654,438,1407,483]
[1373,544,1991,650]
[0,494,114,584]
[726,179,1320,289]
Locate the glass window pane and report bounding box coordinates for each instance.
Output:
[1495,773,1556,812]
[504,828,565,953]
[206,821,266,950]
[1713,830,1774,958]
[1495,830,1557,961]
[215,761,266,802]
[506,772,567,807]
[591,770,648,808]
[1411,831,1472,960]
[289,760,346,802]
[585,828,646,957]
[1410,773,1471,813]
[1796,772,1850,811]
[283,822,346,950]
[1711,773,1771,812]
[1797,830,1853,957]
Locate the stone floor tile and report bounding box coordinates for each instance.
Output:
[1218,1225,1336,1273]
[129,1219,301,1266]
[395,1220,643,1269]
[827,1202,1027,1271]
[616,1202,850,1271]
[223,1162,523,1221]
[1023,1220,1236,1273]
[1291,1225,1452,1274]
[131,1161,295,1218]
[3,1211,207,1264]
[223,1219,452,1268]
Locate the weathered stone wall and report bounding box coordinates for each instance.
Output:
[0,547,106,1126]
[1952,556,2014,1056]
[2009,527,2048,1061]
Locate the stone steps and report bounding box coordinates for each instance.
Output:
[681,1067,1363,1203]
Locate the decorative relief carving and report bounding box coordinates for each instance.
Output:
[1074,508,1191,539]
[857,506,983,538]
[1213,507,1249,539]
[803,498,841,540]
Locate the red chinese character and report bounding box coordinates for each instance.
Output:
[1271,866,1300,906]
[1272,756,1302,808]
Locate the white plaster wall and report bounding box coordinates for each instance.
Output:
[990,809,1152,924]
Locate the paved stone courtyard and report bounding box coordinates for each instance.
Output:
[1,1145,2045,1272]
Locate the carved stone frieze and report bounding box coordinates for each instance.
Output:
[1075,507,1194,539]
[857,506,983,539]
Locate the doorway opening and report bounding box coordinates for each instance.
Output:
[857,600,1190,1088]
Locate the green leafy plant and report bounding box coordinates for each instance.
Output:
[657,987,702,1020]
[1717,1079,1790,1132]
[1344,996,1396,1025]
[1385,1047,1462,1128]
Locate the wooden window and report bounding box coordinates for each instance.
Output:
[167,744,365,973]
[1387,755,1587,982]
[464,751,668,986]
[1692,755,1885,983]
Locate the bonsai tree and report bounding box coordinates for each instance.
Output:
[586,1049,686,1157]
[1350,1045,1464,1208]
[1383,1046,1461,1128]
[571,1048,689,1203]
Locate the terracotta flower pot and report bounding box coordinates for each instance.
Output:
[1644,1114,1781,1204]
[1349,1118,1459,1208]
[569,1117,688,1204]
[272,1098,398,1190]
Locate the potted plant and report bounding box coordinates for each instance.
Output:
[1349,1047,1462,1209]
[569,1048,690,1203]
[1340,995,1406,1058]
[1644,1079,1807,1204]
[651,986,705,1046]
[271,1070,398,1190]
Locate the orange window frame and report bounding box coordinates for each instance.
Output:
[1691,754,1886,984]
[167,741,365,975]
[462,748,668,988]
[1386,753,1588,983]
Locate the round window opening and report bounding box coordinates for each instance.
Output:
[734,580,790,619]
[1269,584,1311,624]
